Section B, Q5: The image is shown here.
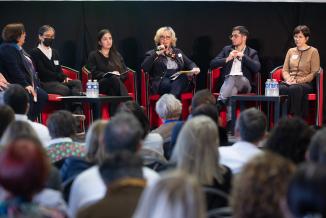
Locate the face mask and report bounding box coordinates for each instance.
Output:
[43,38,54,47]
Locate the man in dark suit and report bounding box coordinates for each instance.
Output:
[210,26,261,122]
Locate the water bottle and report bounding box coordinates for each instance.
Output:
[265,79,271,96]
[273,79,279,96]
[86,80,92,97]
[93,80,99,97]
[270,79,276,96]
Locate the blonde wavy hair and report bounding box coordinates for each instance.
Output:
[153,26,177,47]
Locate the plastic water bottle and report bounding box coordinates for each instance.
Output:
[265,79,271,96]
[93,80,99,97]
[273,79,279,96]
[86,80,92,97]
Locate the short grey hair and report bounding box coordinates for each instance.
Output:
[235,108,266,143]
[133,170,206,218]
[171,116,225,185]
[155,94,182,120]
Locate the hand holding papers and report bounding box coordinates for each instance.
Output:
[103,70,130,78]
[170,68,201,80]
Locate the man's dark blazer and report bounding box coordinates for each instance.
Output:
[210,45,261,92]
[0,42,35,87]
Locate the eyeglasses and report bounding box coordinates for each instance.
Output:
[229,34,241,40]
[43,34,55,39]
[293,35,305,40]
[160,35,171,40]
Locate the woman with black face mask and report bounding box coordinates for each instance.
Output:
[30,25,82,99]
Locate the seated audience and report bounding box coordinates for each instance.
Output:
[231,152,296,218]
[265,117,315,164]
[283,163,326,218]
[133,170,206,218]
[60,120,108,201]
[68,113,159,218]
[3,84,51,145]
[171,116,231,209]
[77,151,146,218]
[118,101,166,170]
[46,110,86,166]
[152,94,181,159]
[0,135,66,217]
[0,105,14,140]
[0,23,48,121]
[219,107,266,174]
[170,89,228,150]
[307,127,326,164]
[0,121,62,191]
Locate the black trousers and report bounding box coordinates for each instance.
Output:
[279,82,313,118]
[28,86,48,121]
[99,75,128,115]
[42,80,82,96]
[158,74,190,99]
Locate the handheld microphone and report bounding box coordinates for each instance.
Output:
[155,45,167,51]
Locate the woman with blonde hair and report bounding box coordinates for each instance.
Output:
[141,26,200,98]
[171,115,232,209]
[133,170,206,218]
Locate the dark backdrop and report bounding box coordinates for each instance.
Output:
[1,1,325,122]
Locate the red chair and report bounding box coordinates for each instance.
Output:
[41,66,80,125]
[208,67,261,128]
[270,65,323,126]
[140,69,195,128]
[81,66,137,122]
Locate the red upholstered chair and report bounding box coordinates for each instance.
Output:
[208,67,261,128]
[270,65,324,126]
[81,66,137,122]
[41,66,80,125]
[140,69,195,128]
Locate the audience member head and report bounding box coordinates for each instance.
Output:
[154,26,177,47]
[2,23,25,45]
[1,120,38,147]
[171,116,224,185]
[38,25,55,48]
[0,105,15,138]
[3,84,29,115]
[265,117,314,164]
[155,94,182,121]
[190,89,216,112]
[47,110,76,139]
[85,120,108,164]
[235,107,266,143]
[0,135,50,201]
[99,151,144,185]
[118,101,150,139]
[231,152,296,218]
[192,104,218,126]
[133,170,206,218]
[307,128,326,164]
[103,113,144,154]
[284,163,326,218]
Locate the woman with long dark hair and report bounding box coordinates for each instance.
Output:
[87,29,128,97]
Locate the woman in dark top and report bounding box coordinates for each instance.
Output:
[141,26,200,98]
[31,25,82,97]
[0,23,48,121]
[87,29,128,97]
[87,29,128,115]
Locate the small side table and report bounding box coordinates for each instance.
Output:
[230,95,288,134]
